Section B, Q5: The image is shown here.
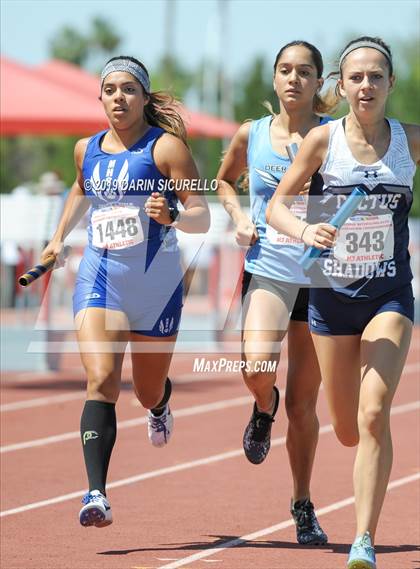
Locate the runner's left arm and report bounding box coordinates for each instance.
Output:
[403,123,420,165]
[146,133,210,233]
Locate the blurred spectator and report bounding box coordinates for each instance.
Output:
[36,171,66,195]
[11,184,32,196]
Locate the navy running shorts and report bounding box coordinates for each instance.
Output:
[308,284,414,336]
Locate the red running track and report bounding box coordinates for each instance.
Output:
[1,329,419,569]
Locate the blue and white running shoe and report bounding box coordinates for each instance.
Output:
[79,490,113,528]
[347,531,376,569]
[147,404,173,447]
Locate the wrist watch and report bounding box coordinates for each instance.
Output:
[168,205,180,226]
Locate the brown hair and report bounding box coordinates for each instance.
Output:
[273,40,337,115]
[327,36,393,104]
[144,91,187,144]
[339,36,393,75]
[104,56,187,143]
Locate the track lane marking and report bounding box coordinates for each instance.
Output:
[2,360,417,413]
[0,392,86,412]
[0,395,258,454]
[1,400,418,518]
[2,362,418,453]
[0,367,263,412]
[157,472,420,569]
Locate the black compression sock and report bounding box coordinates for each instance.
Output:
[80,400,117,495]
[151,378,172,415]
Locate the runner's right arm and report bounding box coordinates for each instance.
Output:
[41,139,90,263]
[216,122,258,246]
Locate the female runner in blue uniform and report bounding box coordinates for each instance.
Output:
[217,41,335,545]
[41,56,210,527]
[267,37,419,569]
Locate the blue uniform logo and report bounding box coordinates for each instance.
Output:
[89,159,129,203]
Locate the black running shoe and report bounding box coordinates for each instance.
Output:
[243,386,280,464]
[290,498,328,545]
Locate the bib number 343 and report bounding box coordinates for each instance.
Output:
[334,214,394,264]
[92,206,143,250]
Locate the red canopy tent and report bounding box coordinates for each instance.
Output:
[0,57,108,135]
[1,57,239,138]
[36,59,102,99]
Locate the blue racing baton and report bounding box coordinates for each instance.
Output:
[286,143,299,162]
[299,186,368,270]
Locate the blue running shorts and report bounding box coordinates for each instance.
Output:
[73,247,183,337]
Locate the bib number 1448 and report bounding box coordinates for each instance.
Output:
[92,206,143,250]
[96,217,138,242]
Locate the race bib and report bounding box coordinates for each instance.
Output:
[334,214,394,264]
[266,198,307,245]
[92,205,143,250]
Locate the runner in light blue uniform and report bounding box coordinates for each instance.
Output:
[246,113,328,284]
[217,41,334,545]
[41,55,209,528]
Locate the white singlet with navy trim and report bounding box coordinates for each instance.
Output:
[320,118,415,191]
[308,117,416,300]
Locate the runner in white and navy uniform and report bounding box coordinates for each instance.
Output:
[267,36,419,569]
[41,56,209,528]
[307,116,415,334]
[217,41,332,545]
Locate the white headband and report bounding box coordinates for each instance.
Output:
[339,41,392,70]
[101,59,150,93]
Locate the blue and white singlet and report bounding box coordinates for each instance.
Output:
[307,118,416,301]
[73,127,183,336]
[83,126,179,263]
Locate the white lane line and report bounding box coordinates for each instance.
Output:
[2,361,419,453]
[157,472,420,569]
[1,401,418,518]
[0,377,228,414]
[390,400,420,415]
[0,392,86,412]
[1,369,256,413]
[3,360,416,412]
[3,396,417,455]
[0,394,260,454]
[2,370,81,384]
